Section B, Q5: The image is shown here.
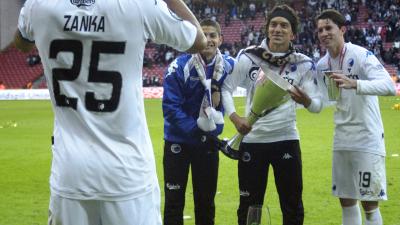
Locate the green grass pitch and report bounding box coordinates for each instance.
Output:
[0,97,399,225]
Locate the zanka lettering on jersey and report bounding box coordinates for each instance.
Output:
[63,15,105,32]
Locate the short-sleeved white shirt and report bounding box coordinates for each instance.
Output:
[18,0,197,200]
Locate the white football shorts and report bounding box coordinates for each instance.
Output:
[332,151,387,201]
[48,185,162,225]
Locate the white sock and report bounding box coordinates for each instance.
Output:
[342,204,362,225]
[365,208,383,225]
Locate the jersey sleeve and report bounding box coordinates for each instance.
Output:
[141,0,197,52]
[356,51,396,96]
[17,0,35,42]
[299,61,323,113]
[162,58,198,135]
[221,53,253,116]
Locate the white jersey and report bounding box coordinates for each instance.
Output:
[222,41,323,143]
[18,0,197,200]
[317,42,396,156]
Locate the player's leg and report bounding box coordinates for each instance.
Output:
[100,184,162,225]
[48,193,100,225]
[358,152,386,225]
[339,198,362,225]
[237,143,269,225]
[361,201,382,225]
[333,151,362,225]
[271,140,304,225]
[163,141,191,225]
[191,144,219,225]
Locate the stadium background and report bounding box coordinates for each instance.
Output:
[0,0,400,91]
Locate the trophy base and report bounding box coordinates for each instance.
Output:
[218,139,240,160]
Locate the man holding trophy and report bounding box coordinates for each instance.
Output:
[221,5,323,225]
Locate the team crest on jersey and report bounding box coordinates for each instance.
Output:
[248,66,259,81]
[290,63,297,72]
[347,58,354,73]
[70,0,95,7]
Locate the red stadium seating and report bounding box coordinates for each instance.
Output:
[0,45,43,89]
[0,4,398,89]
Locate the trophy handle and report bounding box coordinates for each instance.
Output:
[227,133,243,151]
[227,111,259,151]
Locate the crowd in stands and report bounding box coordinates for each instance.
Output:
[296,0,400,69]
[3,0,399,89]
[143,73,161,87]
[139,0,400,87]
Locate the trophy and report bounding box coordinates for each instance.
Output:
[217,52,294,160]
[323,70,342,101]
[227,69,293,152]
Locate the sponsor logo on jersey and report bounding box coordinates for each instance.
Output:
[282,76,294,85]
[70,0,95,7]
[360,188,374,196]
[241,151,251,162]
[282,153,293,159]
[165,60,178,79]
[171,144,182,154]
[346,74,359,80]
[166,182,181,190]
[239,190,250,197]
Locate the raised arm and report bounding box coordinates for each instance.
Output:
[164,0,207,53]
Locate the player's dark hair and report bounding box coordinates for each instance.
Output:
[200,19,221,36]
[315,9,346,28]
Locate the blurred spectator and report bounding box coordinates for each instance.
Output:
[26,54,40,66]
[0,81,6,90]
[344,11,352,25]
[24,82,32,89]
[249,2,256,20]
[391,73,398,83]
[225,12,231,27]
